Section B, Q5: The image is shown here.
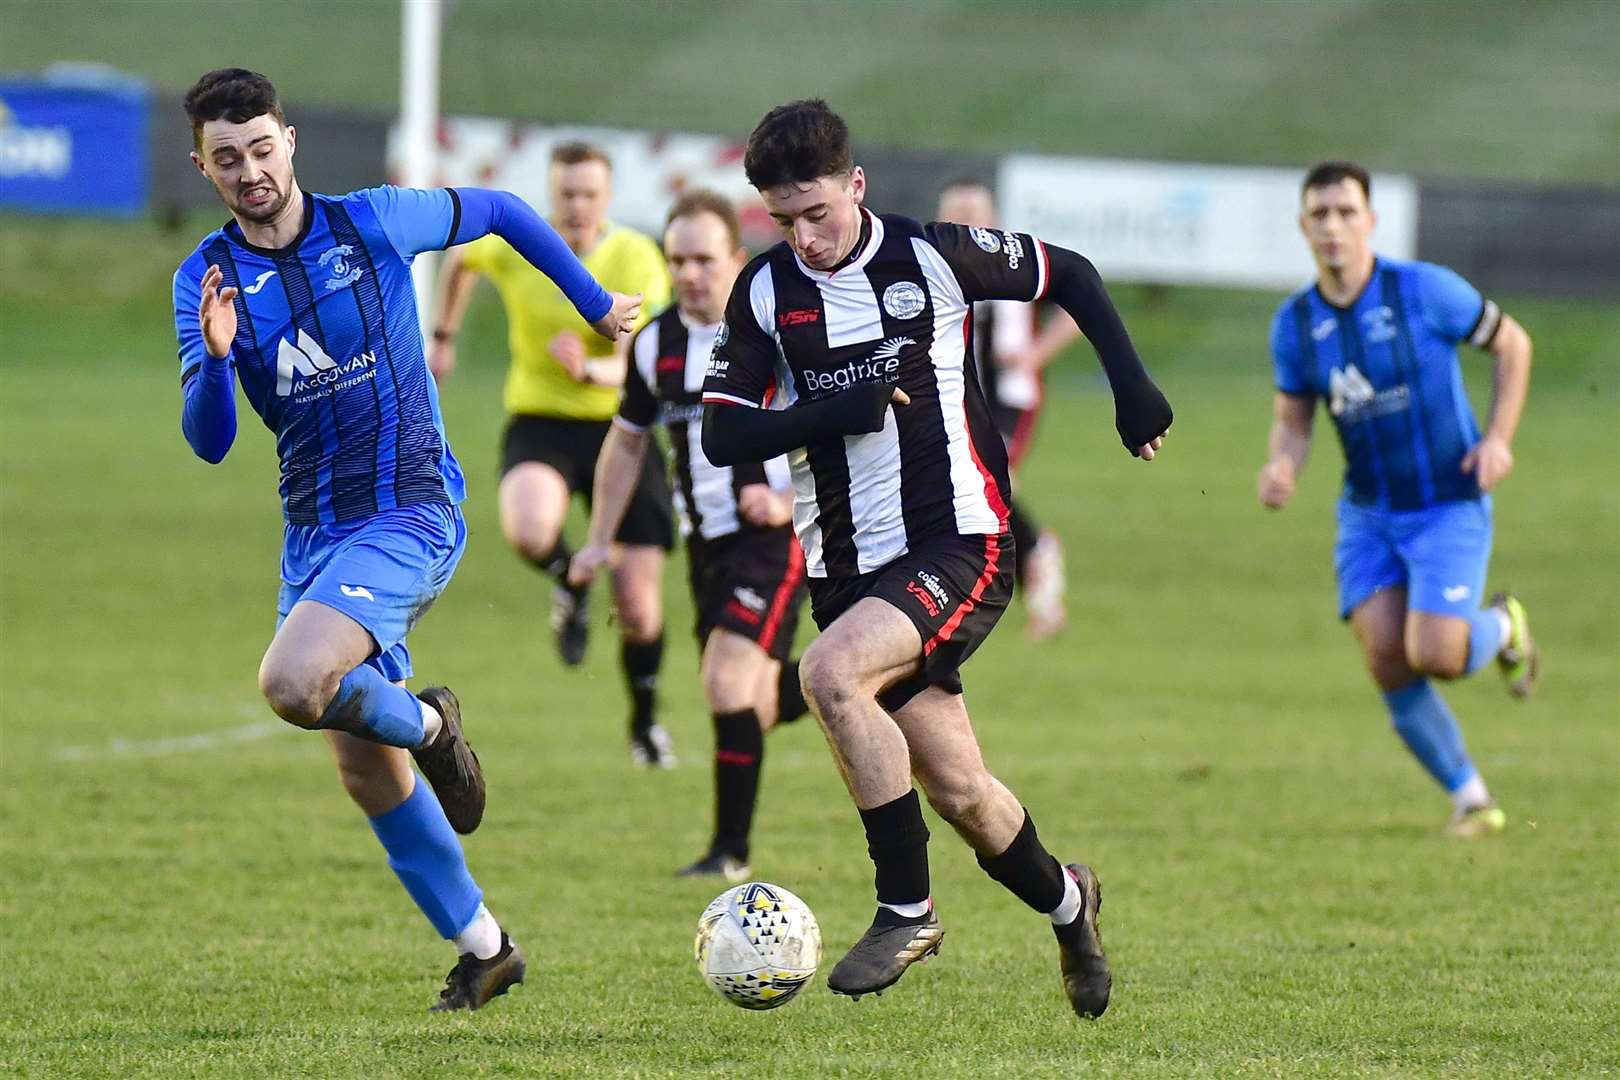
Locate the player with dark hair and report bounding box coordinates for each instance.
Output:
[701,99,1173,1017]
[174,68,641,1010]
[431,140,678,768]
[937,179,1080,640]
[572,190,811,881]
[1258,160,1538,838]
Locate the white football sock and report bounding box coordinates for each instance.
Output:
[1048,868,1083,926]
[878,899,931,920]
[418,699,444,747]
[1492,608,1513,650]
[1451,773,1491,812]
[453,904,502,960]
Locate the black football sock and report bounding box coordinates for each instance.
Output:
[622,634,663,732]
[776,659,808,725]
[976,810,1067,914]
[1009,499,1039,583]
[859,790,931,919]
[712,709,765,860]
[523,538,575,584]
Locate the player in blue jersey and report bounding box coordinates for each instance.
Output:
[1258,161,1539,839]
[173,69,642,1009]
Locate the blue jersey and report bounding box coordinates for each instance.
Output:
[175,187,465,525]
[1271,256,1501,512]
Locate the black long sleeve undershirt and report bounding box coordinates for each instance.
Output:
[702,382,895,467]
[1042,244,1174,454]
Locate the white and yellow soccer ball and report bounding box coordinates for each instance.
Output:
[693,881,821,1010]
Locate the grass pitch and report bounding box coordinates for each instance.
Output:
[1,214,1616,1077]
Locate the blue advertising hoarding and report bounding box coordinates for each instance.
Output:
[0,73,150,217]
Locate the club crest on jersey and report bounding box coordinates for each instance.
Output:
[1360,305,1398,343]
[882,281,926,319]
[318,244,363,291]
[969,226,1001,253]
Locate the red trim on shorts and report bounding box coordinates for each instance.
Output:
[758,535,805,653]
[923,534,1002,657]
[962,315,1011,529]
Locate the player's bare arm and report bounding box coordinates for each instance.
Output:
[1461,314,1532,492]
[1005,310,1081,374]
[568,421,648,587]
[1259,391,1315,509]
[427,248,479,382]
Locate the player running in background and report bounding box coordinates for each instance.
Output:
[701,100,1173,1017]
[174,69,640,1009]
[570,191,811,882]
[936,180,1080,640]
[430,143,678,767]
[1258,161,1538,839]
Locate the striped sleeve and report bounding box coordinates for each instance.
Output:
[703,261,777,408]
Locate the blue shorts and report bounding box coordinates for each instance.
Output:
[1335,496,1492,620]
[276,502,467,681]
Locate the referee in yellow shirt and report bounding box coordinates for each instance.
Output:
[431,142,677,768]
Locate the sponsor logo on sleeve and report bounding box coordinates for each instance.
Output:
[714,320,730,348]
[1001,232,1025,270]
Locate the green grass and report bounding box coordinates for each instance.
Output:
[1,0,1616,182]
[1,214,1617,1076]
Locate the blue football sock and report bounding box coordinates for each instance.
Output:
[368,777,483,939]
[317,663,425,747]
[1464,607,1508,676]
[1382,679,1476,793]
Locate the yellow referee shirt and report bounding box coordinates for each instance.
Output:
[462,224,670,420]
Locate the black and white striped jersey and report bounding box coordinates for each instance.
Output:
[702,210,1050,579]
[972,299,1042,414]
[619,305,791,541]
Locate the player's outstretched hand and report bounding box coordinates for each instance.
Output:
[568,542,613,588]
[1461,434,1514,492]
[1258,458,1296,509]
[548,330,589,381]
[199,264,239,359]
[1113,377,1173,459]
[590,291,643,341]
[737,483,793,528]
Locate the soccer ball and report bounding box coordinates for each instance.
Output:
[693,881,821,1010]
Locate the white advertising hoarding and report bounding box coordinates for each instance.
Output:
[392,117,771,247]
[998,155,1418,291]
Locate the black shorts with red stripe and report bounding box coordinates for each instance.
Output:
[687,526,806,662]
[807,531,1014,710]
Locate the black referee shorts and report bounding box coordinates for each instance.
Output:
[686,527,806,662]
[807,531,1014,711]
[499,414,674,550]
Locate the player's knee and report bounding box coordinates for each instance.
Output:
[617,604,662,643]
[258,661,331,729]
[922,769,990,828]
[798,644,857,719]
[1406,638,1465,681]
[703,666,753,714]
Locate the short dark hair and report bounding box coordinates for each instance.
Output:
[1302,160,1371,202]
[183,69,285,149]
[744,99,853,189]
[666,189,741,249]
[550,141,611,170]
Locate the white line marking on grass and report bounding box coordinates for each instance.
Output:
[54,721,287,762]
